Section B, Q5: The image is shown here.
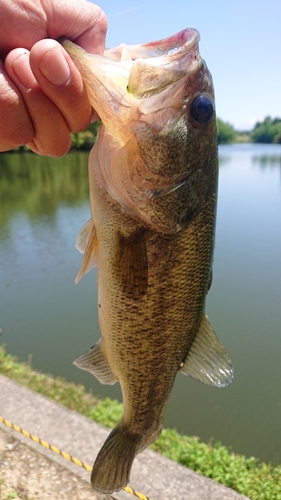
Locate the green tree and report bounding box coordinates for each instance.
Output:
[71,121,101,150]
[251,116,281,143]
[217,118,236,144]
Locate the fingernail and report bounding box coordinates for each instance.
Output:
[12,51,37,89]
[39,46,71,86]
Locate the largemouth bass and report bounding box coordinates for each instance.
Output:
[63,28,233,494]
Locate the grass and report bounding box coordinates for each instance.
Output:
[0,345,280,500]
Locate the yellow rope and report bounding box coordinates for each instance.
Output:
[0,416,152,500]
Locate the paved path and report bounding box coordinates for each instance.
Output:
[0,375,250,500]
[0,427,106,500]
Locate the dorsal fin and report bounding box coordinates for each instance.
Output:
[75,219,98,284]
[180,314,234,387]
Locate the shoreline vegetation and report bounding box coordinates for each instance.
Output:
[7,116,281,154]
[217,116,281,145]
[0,345,280,500]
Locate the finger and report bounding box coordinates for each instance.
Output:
[44,0,108,55]
[73,4,108,54]
[0,59,34,152]
[5,48,71,157]
[30,39,92,133]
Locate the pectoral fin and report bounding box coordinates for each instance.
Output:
[73,340,117,385]
[75,219,94,254]
[180,314,234,387]
[114,229,148,299]
[75,219,98,284]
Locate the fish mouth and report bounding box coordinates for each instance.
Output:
[104,28,200,61]
[63,28,202,122]
[107,29,201,100]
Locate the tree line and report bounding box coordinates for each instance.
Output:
[217,116,281,144]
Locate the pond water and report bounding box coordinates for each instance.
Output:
[0,144,280,464]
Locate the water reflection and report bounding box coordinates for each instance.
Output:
[218,154,232,167]
[252,154,281,185]
[251,147,281,185]
[218,144,281,186]
[0,152,88,229]
[252,155,281,167]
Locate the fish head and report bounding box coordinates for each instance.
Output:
[64,29,218,232]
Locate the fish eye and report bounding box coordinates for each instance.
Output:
[190,95,214,124]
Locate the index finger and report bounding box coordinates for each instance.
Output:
[30,40,92,133]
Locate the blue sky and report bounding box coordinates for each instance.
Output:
[91,0,281,131]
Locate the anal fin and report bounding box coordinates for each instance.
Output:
[75,219,98,284]
[73,340,117,385]
[180,314,234,387]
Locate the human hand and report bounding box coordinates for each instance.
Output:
[0,0,107,155]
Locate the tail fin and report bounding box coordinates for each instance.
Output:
[91,424,140,494]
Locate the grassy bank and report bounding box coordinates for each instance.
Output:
[0,345,280,500]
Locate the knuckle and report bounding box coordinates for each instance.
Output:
[87,4,108,34]
[0,87,34,148]
[96,8,108,34]
[0,84,20,109]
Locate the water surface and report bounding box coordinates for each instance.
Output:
[0,144,280,464]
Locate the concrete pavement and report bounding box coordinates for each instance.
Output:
[0,375,250,500]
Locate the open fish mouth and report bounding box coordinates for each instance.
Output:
[102,28,201,99]
[62,28,202,125]
[104,28,200,61]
